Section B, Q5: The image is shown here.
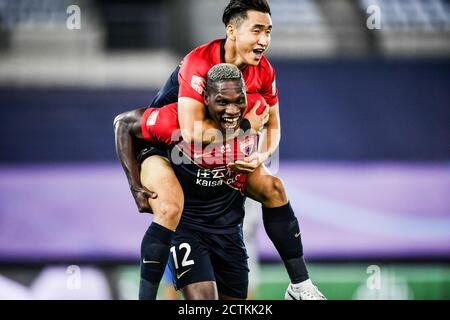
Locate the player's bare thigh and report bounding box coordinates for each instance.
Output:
[181,282,246,300]
[218,293,245,300]
[182,281,218,300]
[244,164,288,208]
[140,155,184,231]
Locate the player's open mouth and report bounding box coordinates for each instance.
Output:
[253,48,265,60]
[221,115,240,129]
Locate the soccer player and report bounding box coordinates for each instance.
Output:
[115,0,325,300]
[117,63,267,299]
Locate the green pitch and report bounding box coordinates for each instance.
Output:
[114,263,450,300]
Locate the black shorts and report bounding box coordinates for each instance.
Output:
[137,144,169,164]
[167,226,249,299]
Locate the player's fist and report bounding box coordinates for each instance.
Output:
[130,185,157,213]
[227,152,269,174]
[244,100,269,133]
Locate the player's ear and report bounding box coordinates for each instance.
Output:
[226,24,236,41]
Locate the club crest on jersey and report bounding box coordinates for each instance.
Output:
[146,110,160,126]
[190,75,206,95]
[239,137,255,156]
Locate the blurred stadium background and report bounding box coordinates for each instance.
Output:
[0,0,449,300]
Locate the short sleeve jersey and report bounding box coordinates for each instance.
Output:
[178,39,278,109]
[141,103,258,234]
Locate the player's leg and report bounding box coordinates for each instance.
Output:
[182,281,218,300]
[138,154,184,300]
[209,231,249,300]
[245,164,325,299]
[218,292,244,300]
[159,266,180,300]
[141,155,184,231]
[168,227,219,300]
[244,164,288,207]
[148,65,180,108]
[242,199,261,299]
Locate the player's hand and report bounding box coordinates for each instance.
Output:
[130,185,157,213]
[227,152,269,174]
[243,100,269,133]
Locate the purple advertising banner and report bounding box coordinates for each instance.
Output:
[257,162,450,260]
[0,162,449,262]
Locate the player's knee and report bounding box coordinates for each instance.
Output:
[183,282,218,300]
[265,176,288,204]
[156,201,183,225]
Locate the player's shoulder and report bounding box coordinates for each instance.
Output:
[184,39,222,65]
[179,39,223,81]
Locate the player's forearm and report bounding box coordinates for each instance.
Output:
[258,120,280,158]
[183,118,216,144]
[113,116,143,190]
[258,105,281,158]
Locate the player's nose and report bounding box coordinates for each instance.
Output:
[258,33,270,48]
[225,104,241,115]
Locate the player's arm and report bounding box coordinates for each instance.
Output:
[114,108,156,213]
[177,97,222,144]
[257,102,281,158]
[178,97,268,144]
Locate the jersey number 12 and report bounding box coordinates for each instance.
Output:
[170,243,195,270]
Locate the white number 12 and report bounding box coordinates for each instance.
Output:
[170,243,194,270]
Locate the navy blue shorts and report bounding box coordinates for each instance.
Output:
[168,226,249,299]
[137,144,168,164]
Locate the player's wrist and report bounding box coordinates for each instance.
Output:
[239,118,251,133]
[260,151,271,162]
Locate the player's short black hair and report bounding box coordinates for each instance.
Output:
[222,0,271,27]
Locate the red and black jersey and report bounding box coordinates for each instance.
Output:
[141,102,259,192]
[141,103,259,234]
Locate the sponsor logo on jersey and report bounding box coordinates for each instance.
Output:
[193,150,215,159]
[190,75,206,95]
[146,110,160,127]
[142,259,160,264]
[220,144,231,154]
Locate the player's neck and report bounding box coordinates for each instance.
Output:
[224,39,247,70]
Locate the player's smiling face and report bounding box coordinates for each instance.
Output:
[234,10,272,66]
[205,79,247,133]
